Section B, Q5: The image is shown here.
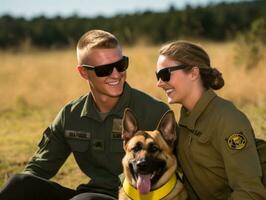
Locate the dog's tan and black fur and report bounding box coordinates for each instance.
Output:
[119,109,187,200]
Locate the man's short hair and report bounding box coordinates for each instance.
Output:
[77,30,120,64]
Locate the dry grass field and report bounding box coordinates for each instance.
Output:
[0,41,266,188]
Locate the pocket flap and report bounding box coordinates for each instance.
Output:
[196,126,213,144]
[198,132,211,144]
[67,139,89,152]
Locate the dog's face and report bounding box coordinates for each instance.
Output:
[121,109,177,195]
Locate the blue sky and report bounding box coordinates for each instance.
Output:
[0,0,241,19]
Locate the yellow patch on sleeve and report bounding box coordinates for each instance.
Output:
[227,133,247,150]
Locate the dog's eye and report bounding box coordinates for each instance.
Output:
[132,142,142,152]
[149,145,160,153]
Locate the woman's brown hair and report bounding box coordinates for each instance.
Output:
[159,41,224,90]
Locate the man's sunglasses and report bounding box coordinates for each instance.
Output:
[155,65,188,82]
[81,56,129,77]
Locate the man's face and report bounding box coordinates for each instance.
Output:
[79,47,126,102]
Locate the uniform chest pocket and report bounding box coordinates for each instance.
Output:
[107,139,124,174]
[189,133,215,166]
[198,133,211,144]
[67,139,90,152]
[110,139,124,153]
[190,134,210,154]
[65,130,91,152]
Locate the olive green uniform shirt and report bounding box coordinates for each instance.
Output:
[24,83,169,197]
[178,89,266,200]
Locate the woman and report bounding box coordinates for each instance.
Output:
[155,41,266,199]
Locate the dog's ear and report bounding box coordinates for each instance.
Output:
[157,110,177,147]
[122,108,138,143]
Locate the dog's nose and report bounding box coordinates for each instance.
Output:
[136,159,148,170]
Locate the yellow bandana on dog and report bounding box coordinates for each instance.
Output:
[123,175,177,200]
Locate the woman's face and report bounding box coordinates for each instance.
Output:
[156,55,194,105]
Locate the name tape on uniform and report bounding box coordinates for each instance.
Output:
[65,130,91,140]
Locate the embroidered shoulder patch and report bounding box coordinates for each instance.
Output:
[227,133,247,150]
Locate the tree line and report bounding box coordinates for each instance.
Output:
[0,0,265,49]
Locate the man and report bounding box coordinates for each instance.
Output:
[0,30,169,200]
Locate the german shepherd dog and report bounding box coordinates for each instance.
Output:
[119,109,187,200]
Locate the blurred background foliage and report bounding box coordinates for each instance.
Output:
[0,0,265,49]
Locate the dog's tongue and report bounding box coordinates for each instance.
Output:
[137,174,151,195]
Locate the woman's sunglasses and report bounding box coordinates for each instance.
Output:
[155,64,188,82]
[81,56,129,77]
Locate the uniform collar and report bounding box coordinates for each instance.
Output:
[179,89,217,131]
[123,174,177,200]
[80,82,131,121]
